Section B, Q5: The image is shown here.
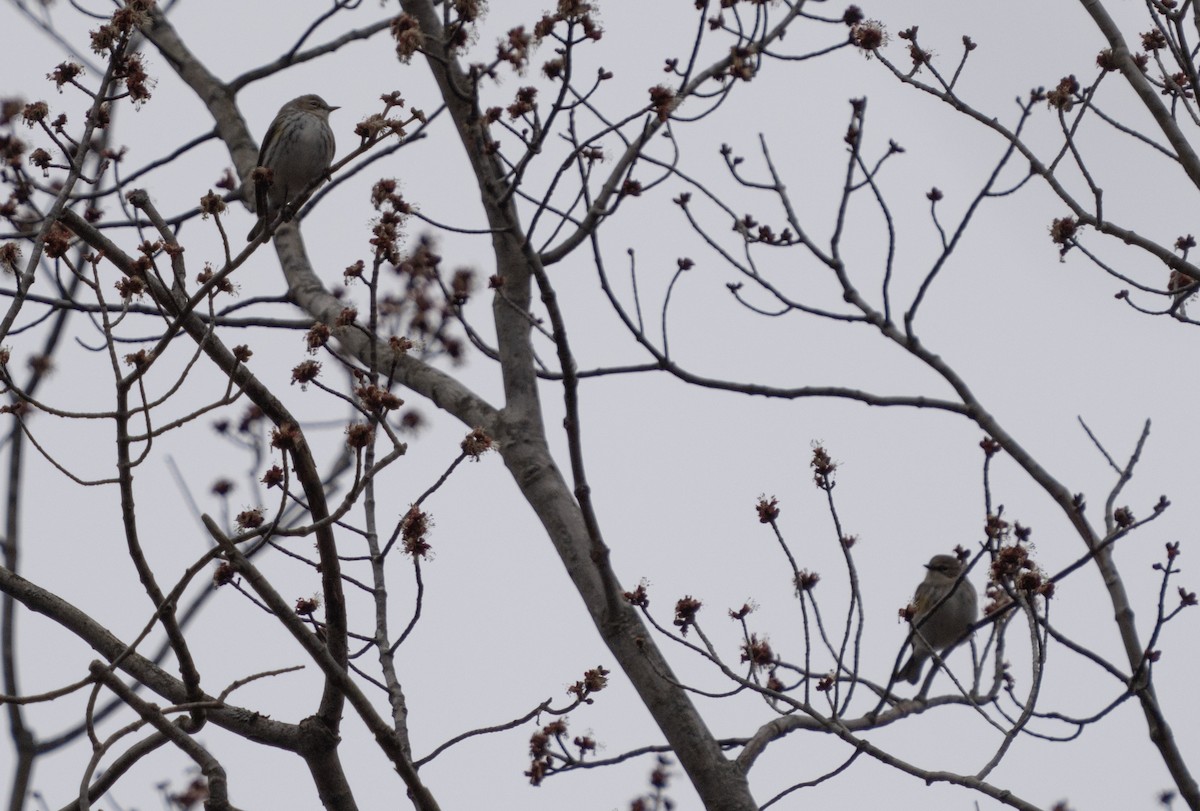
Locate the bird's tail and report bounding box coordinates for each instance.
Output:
[895,652,926,685]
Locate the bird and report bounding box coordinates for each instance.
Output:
[246,94,338,242]
[896,553,978,685]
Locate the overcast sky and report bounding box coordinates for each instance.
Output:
[1,1,1197,809]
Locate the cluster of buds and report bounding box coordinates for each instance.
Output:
[526,715,594,787]
[985,536,1053,615]
[811,444,837,490]
[401,505,431,558]
[673,595,702,636]
[740,633,774,670]
[566,665,609,704]
[756,495,779,524]
[461,427,493,459]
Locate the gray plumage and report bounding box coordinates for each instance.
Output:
[247,94,338,242]
[896,554,978,685]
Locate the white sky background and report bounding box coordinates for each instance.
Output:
[1,0,1198,809]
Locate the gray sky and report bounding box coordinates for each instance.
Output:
[1,1,1197,809]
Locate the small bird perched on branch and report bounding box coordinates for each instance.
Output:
[896,553,978,685]
[246,94,338,242]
